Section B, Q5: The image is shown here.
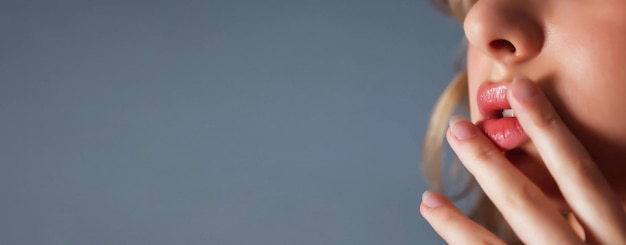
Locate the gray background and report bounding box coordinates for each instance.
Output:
[1,0,464,244]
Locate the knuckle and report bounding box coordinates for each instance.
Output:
[470,239,496,245]
[432,205,459,224]
[531,109,561,129]
[471,144,501,164]
[569,155,591,173]
[438,208,457,223]
[500,183,542,212]
[466,240,492,245]
[569,155,604,185]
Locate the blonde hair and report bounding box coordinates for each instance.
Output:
[423,0,520,241]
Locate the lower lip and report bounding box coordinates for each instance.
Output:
[476,117,529,150]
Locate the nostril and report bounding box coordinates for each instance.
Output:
[490,39,516,53]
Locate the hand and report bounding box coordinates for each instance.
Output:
[420,77,626,244]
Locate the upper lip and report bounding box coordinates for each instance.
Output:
[477,82,511,120]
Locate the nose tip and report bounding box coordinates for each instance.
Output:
[463,0,544,65]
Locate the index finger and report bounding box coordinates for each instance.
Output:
[508,77,626,243]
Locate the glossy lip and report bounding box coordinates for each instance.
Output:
[476,82,530,151]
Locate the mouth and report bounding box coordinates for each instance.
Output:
[476,83,530,151]
[483,108,516,119]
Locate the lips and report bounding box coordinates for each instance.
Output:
[476,82,530,150]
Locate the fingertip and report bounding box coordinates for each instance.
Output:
[448,115,467,128]
[420,190,506,244]
[421,190,446,209]
[448,117,479,140]
[420,191,443,219]
[510,76,540,103]
[509,76,562,132]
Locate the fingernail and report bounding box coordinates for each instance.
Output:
[422,190,444,208]
[449,116,477,140]
[448,115,465,128]
[512,76,539,101]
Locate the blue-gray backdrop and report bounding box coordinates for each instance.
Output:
[1,0,464,244]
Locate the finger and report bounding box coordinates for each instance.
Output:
[420,190,505,245]
[508,77,626,243]
[447,117,583,244]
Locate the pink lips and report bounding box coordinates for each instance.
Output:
[476,83,529,150]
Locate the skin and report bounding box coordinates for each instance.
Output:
[421,0,626,243]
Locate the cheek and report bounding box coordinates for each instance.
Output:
[544,20,626,166]
[551,28,626,148]
[553,57,626,164]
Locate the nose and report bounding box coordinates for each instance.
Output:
[463,0,544,65]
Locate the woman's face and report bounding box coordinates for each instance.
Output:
[464,0,626,202]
